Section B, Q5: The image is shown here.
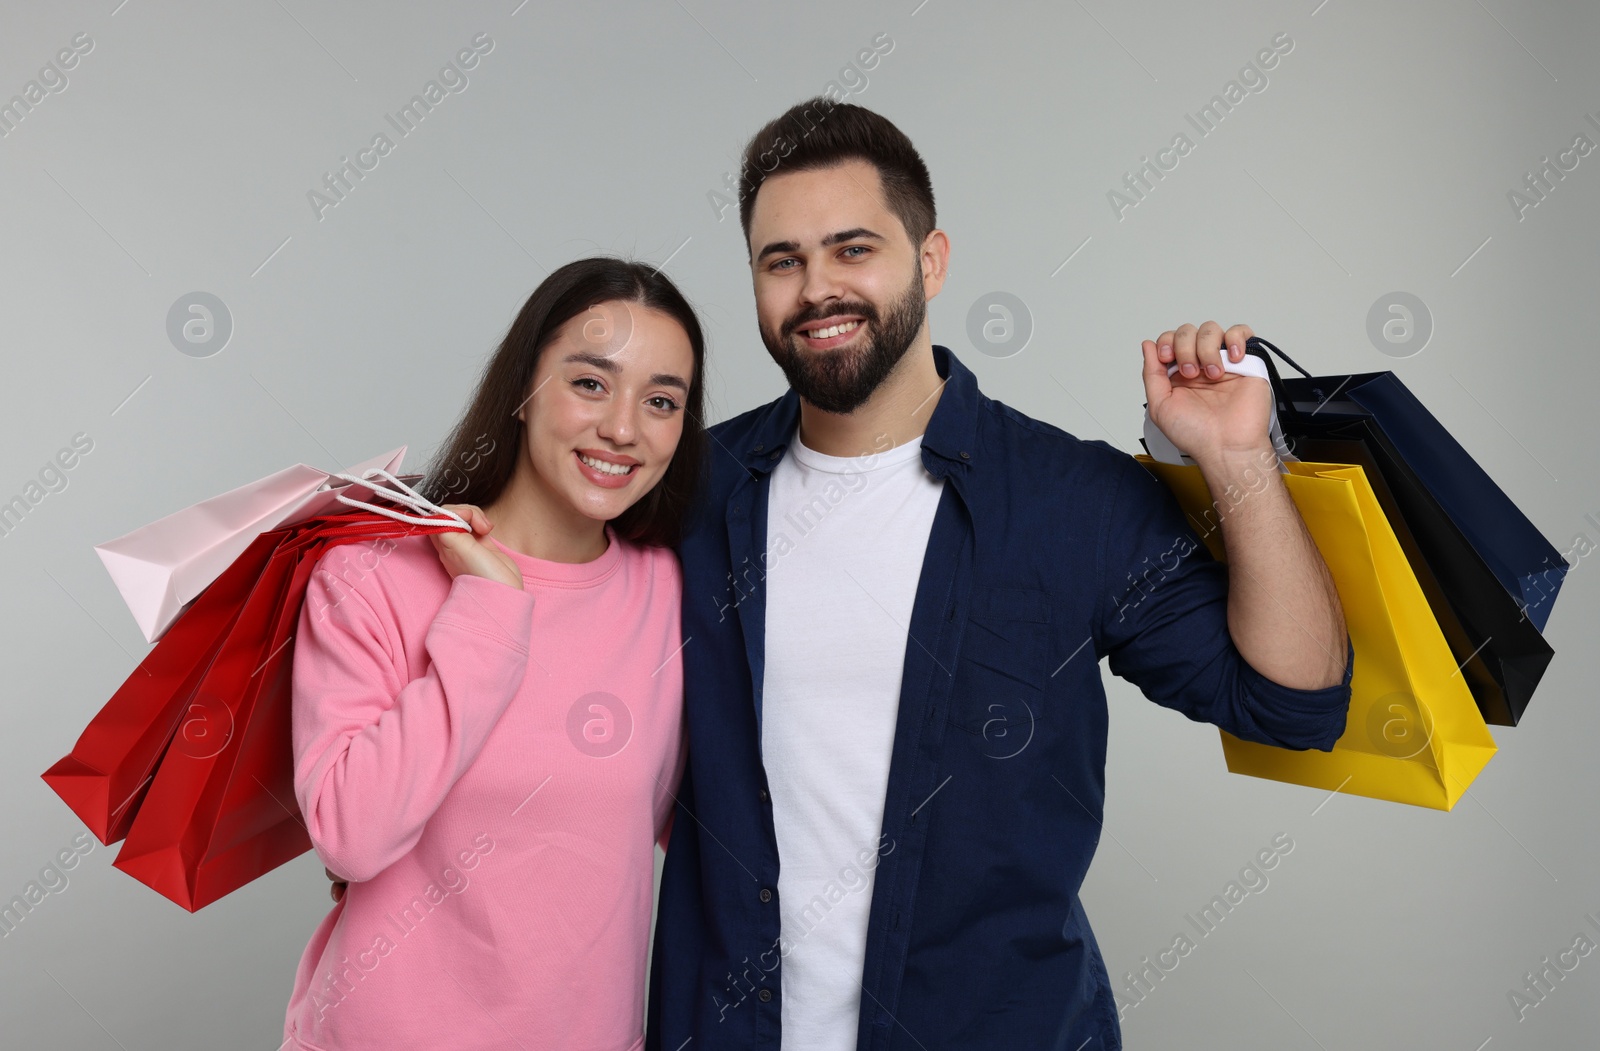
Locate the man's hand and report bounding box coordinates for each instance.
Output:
[326,867,347,903]
[1142,321,1350,690]
[1141,321,1271,465]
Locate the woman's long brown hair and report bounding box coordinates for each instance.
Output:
[417,257,707,548]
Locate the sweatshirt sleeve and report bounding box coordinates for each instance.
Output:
[291,549,536,882]
[1092,452,1354,751]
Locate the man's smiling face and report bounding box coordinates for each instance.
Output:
[748,159,930,415]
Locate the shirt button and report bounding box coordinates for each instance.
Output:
[769,451,780,460]
[759,887,773,903]
[755,443,765,452]
[758,788,770,803]
[758,988,773,1003]
[960,450,971,460]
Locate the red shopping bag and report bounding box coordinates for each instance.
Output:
[43,468,472,910]
[112,512,460,911]
[42,468,427,842]
[41,527,285,843]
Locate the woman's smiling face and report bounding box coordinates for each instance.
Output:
[517,299,695,525]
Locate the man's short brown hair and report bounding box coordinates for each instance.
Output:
[737,98,936,253]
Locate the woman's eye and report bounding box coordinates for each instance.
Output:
[648,396,681,412]
[573,377,604,393]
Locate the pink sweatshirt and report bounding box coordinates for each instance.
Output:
[281,528,685,1051]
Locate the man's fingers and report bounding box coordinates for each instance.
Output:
[1156,321,1257,376]
[1195,321,1226,378]
[1154,330,1176,363]
[1223,323,1254,361]
[1141,341,1173,405]
[1171,324,1199,378]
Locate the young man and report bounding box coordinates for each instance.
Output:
[645,98,1352,1051]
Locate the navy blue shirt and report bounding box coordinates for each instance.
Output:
[647,345,1354,1051]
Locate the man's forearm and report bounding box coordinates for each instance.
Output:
[1197,446,1349,690]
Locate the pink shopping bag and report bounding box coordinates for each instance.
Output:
[94,447,408,642]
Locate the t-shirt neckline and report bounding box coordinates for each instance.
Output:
[788,432,926,474]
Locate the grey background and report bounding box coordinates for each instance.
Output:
[2,0,1597,1047]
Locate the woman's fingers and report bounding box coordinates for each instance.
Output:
[441,503,490,535]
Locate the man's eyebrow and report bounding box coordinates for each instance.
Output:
[754,239,800,263]
[821,227,885,248]
[754,227,886,263]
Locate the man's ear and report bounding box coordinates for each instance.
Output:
[920,228,951,300]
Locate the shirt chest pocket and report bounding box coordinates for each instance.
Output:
[951,585,1051,742]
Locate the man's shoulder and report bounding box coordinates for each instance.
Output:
[695,394,794,493]
[706,394,788,448]
[975,390,1135,482]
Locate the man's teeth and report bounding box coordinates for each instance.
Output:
[579,453,634,476]
[805,320,861,339]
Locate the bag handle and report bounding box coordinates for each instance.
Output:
[1242,336,1318,427]
[329,468,472,530]
[1143,336,1301,468]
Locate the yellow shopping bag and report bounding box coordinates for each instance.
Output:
[1136,455,1497,811]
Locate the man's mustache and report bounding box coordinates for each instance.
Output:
[783,303,878,338]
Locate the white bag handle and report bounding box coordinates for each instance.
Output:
[329,468,472,531]
[1141,352,1297,471]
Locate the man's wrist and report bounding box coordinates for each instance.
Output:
[1192,443,1284,527]
[1193,442,1281,482]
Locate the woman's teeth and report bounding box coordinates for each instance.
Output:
[805,320,861,339]
[579,453,634,476]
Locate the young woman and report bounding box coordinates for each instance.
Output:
[280,258,707,1051]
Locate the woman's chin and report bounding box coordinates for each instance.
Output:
[568,490,634,524]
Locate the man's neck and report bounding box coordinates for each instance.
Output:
[796,339,945,457]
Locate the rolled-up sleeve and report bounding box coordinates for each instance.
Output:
[1093,452,1353,751]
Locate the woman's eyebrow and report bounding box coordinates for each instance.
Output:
[566,352,689,393]
[563,351,620,372]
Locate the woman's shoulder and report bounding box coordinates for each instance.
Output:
[311,530,441,573]
[307,531,450,609]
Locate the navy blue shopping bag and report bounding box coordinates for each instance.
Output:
[1243,337,1565,726]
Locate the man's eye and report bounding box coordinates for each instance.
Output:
[771,258,798,271]
[842,245,868,258]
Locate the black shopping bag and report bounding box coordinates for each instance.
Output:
[1244,337,1565,727]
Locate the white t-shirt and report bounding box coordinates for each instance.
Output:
[760,431,945,1050]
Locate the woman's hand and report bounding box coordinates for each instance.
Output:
[428,504,524,590]
[326,867,347,903]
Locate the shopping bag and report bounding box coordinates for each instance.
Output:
[45,471,471,909]
[1245,338,1562,725]
[41,469,426,843]
[95,447,408,643]
[41,527,284,843]
[111,517,393,910]
[1137,454,1498,811]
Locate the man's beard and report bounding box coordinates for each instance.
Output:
[760,267,926,415]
